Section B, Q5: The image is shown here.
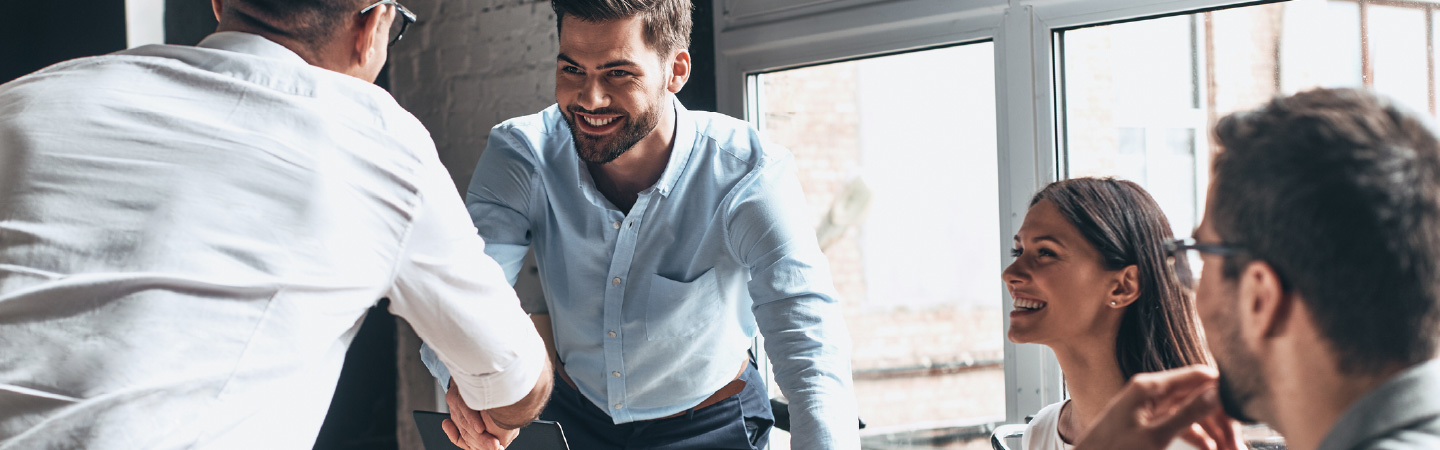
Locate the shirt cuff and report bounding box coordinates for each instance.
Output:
[420,333,547,411]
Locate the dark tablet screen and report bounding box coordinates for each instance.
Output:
[412,411,569,450]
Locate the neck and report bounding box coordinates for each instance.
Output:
[214,22,350,75]
[588,99,677,204]
[1261,341,1406,450]
[1050,337,1127,443]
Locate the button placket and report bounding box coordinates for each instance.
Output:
[598,192,655,423]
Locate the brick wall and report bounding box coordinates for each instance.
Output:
[387,2,556,448]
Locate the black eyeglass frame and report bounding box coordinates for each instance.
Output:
[1163,238,1244,259]
[360,0,418,47]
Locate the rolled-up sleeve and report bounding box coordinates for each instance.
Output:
[725,154,860,450]
[387,154,546,411]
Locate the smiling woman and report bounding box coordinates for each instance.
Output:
[1004,177,1211,450]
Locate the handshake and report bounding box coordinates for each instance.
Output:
[442,379,533,450]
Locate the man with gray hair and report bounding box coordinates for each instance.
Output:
[0,1,550,449]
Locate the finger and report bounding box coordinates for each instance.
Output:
[1151,386,1221,440]
[1208,412,1245,450]
[451,408,486,449]
[1110,366,1219,418]
[1197,413,1230,449]
[480,410,522,447]
[471,432,504,450]
[1175,423,1215,450]
[442,419,465,448]
[1139,366,1220,398]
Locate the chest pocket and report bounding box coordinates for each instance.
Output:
[645,268,722,341]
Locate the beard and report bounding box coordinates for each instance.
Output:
[1214,315,1264,424]
[1217,369,1259,424]
[563,98,662,165]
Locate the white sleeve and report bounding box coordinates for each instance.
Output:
[386,158,546,411]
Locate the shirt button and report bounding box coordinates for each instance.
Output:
[612,277,621,286]
[614,403,624,409]
[612,221,621,229]
[612,371,621,377]
[608,331,617,337]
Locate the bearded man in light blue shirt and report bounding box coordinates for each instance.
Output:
[420,0,858,448]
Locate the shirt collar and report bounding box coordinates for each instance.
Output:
[1318,359,1440,450]
[654,96,697,197]
[196,32,309,66]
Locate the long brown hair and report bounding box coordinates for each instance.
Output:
[1032,177,1209,378]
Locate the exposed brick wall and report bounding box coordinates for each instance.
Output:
[389,0,558,196]
[387,2,556,449]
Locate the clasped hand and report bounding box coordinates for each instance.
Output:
[443,379,522,450]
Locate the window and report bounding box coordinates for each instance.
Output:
[717,0,1426,447]
[753,43,1003,449]
[1059,0,1437,273]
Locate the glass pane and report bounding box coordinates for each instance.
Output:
[1369,5,1430,115]
[1062,0,1435,255]
[755,42,1002,449]
[1062,13,1205,238]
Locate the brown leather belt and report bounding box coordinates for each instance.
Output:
[556,357,750,421]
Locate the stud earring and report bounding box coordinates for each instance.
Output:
[1110,301,1118,306]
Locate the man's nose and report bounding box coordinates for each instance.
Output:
[577,77,609,111]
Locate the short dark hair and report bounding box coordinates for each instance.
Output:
[551,0,692,56]
[1033,178,1209,379]
[224,0,370,46]
[1211,88,1440,374]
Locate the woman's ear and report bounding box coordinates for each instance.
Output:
[1108,265,1141,308]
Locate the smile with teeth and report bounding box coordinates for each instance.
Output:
[1013,296,1047,311]
[578,113,621,128]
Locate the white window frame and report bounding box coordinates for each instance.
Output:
[714,0,1273,423]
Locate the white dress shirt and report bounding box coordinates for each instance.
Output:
[0,32,544,449]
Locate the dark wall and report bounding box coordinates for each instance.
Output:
[0,0,127,84]
[165,0,218,45]
[676,0,717,112]
[313,301,399,450]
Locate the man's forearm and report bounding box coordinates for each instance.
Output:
[484,357,553,430]
[755,296,860,449]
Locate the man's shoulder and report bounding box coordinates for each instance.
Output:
[493,105,565,139]
[687,109,792,171]
[1353,421,1440,450]
[486,105,570,159]
[1327,361,1440,450]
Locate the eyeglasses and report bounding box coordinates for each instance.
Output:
[1164,238,1245,281]
[360,0,418,47]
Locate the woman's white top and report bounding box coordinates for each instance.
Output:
[1021,400,1200,450]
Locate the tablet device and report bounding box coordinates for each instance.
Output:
[412,410,570,450]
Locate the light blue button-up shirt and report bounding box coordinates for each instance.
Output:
[422,98,858,448]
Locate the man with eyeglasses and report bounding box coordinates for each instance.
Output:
[0,1,548,449]
[1073,88,1440,450]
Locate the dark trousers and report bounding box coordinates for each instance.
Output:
[540,360,773,450]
